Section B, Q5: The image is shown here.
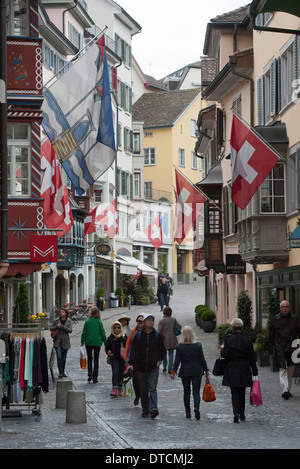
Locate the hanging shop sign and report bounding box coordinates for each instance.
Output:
[96,244,111,254]
[226,254,246,275]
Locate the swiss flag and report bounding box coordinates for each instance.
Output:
[84,206,97,235]
[98,199,118,239]
[84,200,118,239]
[144,214,163,249]
[230,113,279,210]
[174,168,206,244]
[41,139,73,238]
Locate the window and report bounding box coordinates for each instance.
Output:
[144,181,153,199]
[134,173,140,198]
[133,132,140,154]
[144,148,155,166]
[191,151,197,170]
[190,119,196,137]
[179,148,185,167]
[6,0,28,36]
[68,23,83,50]
[260,162,285,213]
[7,122,31,197]
[281,41,294,109]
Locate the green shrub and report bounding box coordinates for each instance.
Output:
[96,287,105,299]
[13,283,30,324]
[115,287,124,297]
[236,290,253,332]
[194,305,209,317]
[201,309,216,321]
[217,323,232,345]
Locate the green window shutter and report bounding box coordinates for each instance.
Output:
[130,174,133,200]
[276,57,281,113]
[270,58,276,118]
[129,88,133,113]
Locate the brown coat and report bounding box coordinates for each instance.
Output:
[158,315,181,350]
[269,312,300,368]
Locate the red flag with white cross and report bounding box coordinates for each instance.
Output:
[174,168,206,244]
[144,214,163,249]
[98,199,118,239]
[230,113,279,210]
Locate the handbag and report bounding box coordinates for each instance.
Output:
[250,378,263,406]
[80,346,87,370]
[202,376,216,402]
[174,318,181,336]
[50,329,59,341]
[212,355,226,376]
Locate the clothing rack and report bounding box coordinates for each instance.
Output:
[0,323,48,421]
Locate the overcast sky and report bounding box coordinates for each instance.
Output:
[116,0,249,79]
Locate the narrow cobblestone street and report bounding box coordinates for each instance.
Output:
[1,281,300,454]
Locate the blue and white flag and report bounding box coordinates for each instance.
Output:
[42,36,116,196]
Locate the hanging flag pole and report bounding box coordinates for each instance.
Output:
[44,26,108,89]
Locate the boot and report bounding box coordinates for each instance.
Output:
[110,388,117,397]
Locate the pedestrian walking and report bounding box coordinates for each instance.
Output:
[128,314,166,418]
[118,314,132,335]
[50,307,72,379]
[165,273,173,296]
[158,306,181,373]
[80,306,107,383]
[123,314,144,405]
[268,300,300,399]
[157,278,170,311]
[171,326,209,420]
[105,321,127,397]
[220,318,258,423]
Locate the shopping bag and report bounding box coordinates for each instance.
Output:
[250,379,263,406]
[212,356,226,376]
[202,377,216,402]
[80,345,87,369]
[174,318,181,336]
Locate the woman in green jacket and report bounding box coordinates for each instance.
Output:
[81,306,106,383]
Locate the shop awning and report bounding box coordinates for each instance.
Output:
[3,262,43,279]
[116,255,158,276]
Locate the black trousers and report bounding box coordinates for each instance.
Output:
[230,386,246,416]
[86,345,100,381]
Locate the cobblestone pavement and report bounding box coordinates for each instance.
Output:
[1,280,300,453]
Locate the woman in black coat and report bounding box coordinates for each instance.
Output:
[221,318,258,423]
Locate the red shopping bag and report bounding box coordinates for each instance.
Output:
[250,379,263,406]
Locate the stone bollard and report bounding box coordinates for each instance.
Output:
[56,379,73,409]
[66,390,87,424]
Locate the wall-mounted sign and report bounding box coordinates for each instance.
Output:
[226,254,246,275]
[30,235,57,262]
[96,244,111,254]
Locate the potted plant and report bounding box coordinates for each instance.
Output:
[253,327,270,367]
[115,287,124,307]
[96,287,105,311]
[201,309,216,332]
[194,305,210,327]
[14,283,30,324]
[217,323,232,345]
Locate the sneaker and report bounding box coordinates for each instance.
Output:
[110,388,117,397]
[150,409,159,419]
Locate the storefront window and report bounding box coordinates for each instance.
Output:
[6,0,28,36]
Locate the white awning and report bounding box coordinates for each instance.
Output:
[116,255,158,276]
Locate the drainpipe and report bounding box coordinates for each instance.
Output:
[0,0,9,280]
[229,54,254,127]
[228,54,258,325]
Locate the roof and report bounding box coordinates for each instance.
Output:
[132,88,201,129]
[203,5,250,55]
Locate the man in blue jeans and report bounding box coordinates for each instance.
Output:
[128,314,166,418]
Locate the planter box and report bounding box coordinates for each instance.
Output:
[256,350,270,367]
[195,315,202,327]
[202,320,216,332]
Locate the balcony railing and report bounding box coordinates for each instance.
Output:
[144,188,172,202]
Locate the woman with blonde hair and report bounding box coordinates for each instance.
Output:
[105,321,127,396]
[171,326,209,420]
[81,306,106,383]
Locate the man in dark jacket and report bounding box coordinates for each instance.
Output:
[158,278,169,311]
[128,314,166,418]
[269,300,300,399]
